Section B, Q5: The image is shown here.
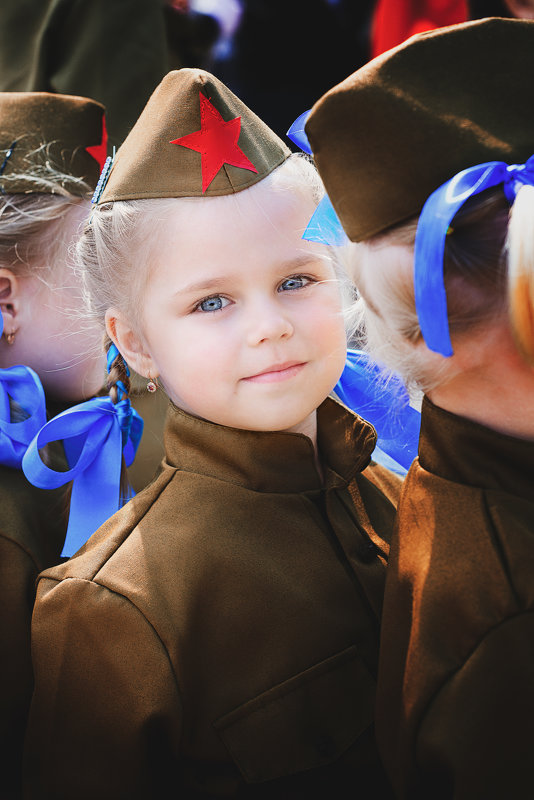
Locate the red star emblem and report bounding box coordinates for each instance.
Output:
[170,92,258,193]
[86,115,108,172]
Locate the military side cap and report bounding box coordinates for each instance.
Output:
[305,17,534,241]
[98,68,291,204]
[0,92,107,196]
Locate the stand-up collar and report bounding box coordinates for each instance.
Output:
[419,396,534,501]
[163,397,377,493]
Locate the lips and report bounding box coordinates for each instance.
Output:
[242,361,306,383]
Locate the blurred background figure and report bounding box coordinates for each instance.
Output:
[472,0,534,18]
[217,0,375,140]
[0,0,169,149]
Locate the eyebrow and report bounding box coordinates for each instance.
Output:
[177,255,327,296]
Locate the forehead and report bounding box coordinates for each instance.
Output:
[151,184,324,277]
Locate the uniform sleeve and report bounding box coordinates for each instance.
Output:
[0,535,39,799]
[415,611,534,799]
[23,576,183,799]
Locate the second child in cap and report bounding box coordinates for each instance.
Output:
[0,90,108,799]
[306,15,534,800]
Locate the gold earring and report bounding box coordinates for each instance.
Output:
[5,331,15,345]
[146,375,158,393]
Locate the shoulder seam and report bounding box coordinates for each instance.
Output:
[88,466,178,582]
[41,574,184,710]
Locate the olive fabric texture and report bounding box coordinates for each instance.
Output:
[0,91,105,195]
[305,17,534,241]
[99,68,291,204]
[376,397,534,798]
[24,398,401,798]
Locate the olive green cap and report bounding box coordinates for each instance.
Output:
[0,91,106,196]
[99,68,291,204]
[305,17,534,241]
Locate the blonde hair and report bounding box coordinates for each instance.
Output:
[0,151,92,282]
[77,153,357,396]
[350,186,516,392]
[507,184,534,363]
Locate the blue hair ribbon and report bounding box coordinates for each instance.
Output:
[415,154,534,357]
[287,110,349,247]
[302,194,350,246]
[22,395,143,558]
[0,365,47,469]
[107,342,128,375]
[287,110,313,155]
[335,349,420,475]
[0,306,49,467]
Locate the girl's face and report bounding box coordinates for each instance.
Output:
[129,186,347,434]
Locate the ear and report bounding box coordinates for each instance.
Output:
[105,308,158,379]
[0,268,20,329]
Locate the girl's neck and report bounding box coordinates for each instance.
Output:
[427,325,534,441]
[284,411,323,482]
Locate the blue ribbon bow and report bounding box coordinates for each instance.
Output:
[415,155,534,357]
[0,365,47,468]
[0,306,48,468]
[22,395,143,557]
[335,350,420,474]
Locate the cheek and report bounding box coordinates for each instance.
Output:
[152,318,236,395]
[305,290,346,341]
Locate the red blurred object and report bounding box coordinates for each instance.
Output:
[166,0,189,12]
[371,0,468,58]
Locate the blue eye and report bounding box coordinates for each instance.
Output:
[197,295,230,313]
[279,276,311,292]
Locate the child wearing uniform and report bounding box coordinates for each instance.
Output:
[0,92,107,798]
[23,69,402,799]
[304,16,534,799]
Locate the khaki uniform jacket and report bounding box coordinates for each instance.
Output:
[376,397,534,799]
[0,466,66,800]
[24,398,401,799]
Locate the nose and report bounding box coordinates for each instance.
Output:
[245,297,294,346]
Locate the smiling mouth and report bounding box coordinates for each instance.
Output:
[242,362,306,384]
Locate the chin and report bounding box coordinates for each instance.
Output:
[236,408,317,434]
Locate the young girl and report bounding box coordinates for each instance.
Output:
[23,69,402,798]
[0,91,107,798]
[305,16,534,799]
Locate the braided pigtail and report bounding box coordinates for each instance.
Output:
[105,336,134,503]
[105,334,131,404]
